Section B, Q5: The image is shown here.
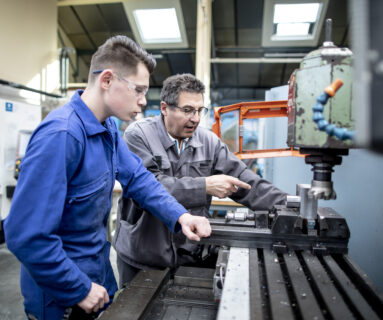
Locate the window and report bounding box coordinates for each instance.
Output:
[124,0,188,49]
[262,0,329,47]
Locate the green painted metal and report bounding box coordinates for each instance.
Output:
[288,46,355,149]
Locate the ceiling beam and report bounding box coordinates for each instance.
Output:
[210,7,219,86]
[57,0,123,6]
[195,0,212,127]
[234,0,240,100]
[70,6,97,50]
[210,57,302,64]
[76,47,310,56]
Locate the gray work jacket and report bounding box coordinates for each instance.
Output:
[113,115,287,269]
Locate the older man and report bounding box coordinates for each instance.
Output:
[113,73,287,287]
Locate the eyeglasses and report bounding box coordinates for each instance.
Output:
[169,105,209,118]
[92,69,149,97]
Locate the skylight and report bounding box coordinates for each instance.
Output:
[123,0,188,49]
[273,3,320,36]
[262,0,328,46]
[274,3,320,24]
[133,8,182,44]
[276,23,310,36]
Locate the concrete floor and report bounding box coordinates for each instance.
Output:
[0,244,24,320]
[0,243,119,319]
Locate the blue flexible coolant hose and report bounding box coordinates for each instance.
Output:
[312,90,355,141]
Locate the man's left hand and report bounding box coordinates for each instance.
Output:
[178,213,211,241]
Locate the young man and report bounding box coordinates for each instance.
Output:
[113,73,287,287]
[4,37,211,320]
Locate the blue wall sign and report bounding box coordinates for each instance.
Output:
[5,102,13,112]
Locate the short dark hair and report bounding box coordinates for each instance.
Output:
[160,73,205,106]
[88,35,156,82]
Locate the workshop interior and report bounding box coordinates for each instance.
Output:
[0,0,383,319]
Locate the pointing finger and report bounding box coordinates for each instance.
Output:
[232,179,251,190]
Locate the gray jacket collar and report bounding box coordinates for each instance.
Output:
[155,116,203,150]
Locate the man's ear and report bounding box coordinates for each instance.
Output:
[99,70,113,89]
[160,101,168,117]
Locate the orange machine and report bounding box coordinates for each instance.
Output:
[212,100,304,160]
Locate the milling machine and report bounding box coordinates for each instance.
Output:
[100,19,382,320]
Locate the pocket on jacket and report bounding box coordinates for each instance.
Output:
[189,160,212,177]
[114,212,175,268]
[67,171,109,203]
[153,155,171,171]
[63,172,110,231]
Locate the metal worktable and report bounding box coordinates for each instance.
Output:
[99,248,383,320]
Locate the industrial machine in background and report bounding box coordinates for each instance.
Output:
[0,93,42,243]
[0,75,64,244]
[206,17,355,253]
[287,19,354,202]
[101,18,382,320]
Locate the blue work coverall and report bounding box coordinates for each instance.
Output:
[4,90,187,319]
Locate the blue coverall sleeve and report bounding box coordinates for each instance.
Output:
[5,130,92,306]
[115,134,187,232]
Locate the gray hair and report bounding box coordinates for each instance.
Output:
[160,73,205,106]
[89,35,156,82]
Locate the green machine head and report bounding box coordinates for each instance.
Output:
[287,20,354,149]
[287,19,355,200]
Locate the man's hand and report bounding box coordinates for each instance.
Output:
[206,174,251,198]
[77,282,109,314]
[178,213,211,241]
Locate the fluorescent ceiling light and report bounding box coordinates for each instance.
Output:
[274,3,320,23]
[276,22,310,36]
[133,8,181,44]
